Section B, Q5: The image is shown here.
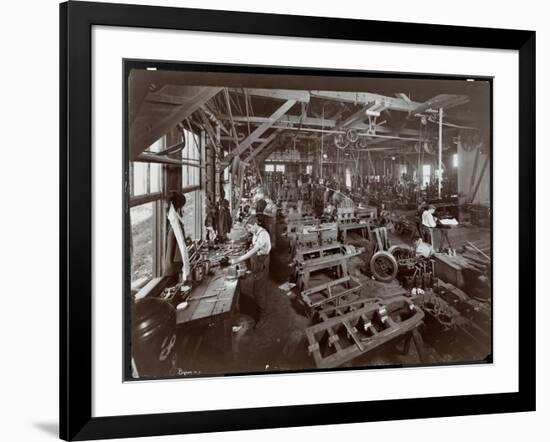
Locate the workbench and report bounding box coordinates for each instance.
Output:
[175,266,240,363]
[434,252,469,289]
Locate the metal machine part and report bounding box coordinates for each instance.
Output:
[414,284,491,360]
[300,275,363,311]
[369,250,398,282]
[305,295,424,369]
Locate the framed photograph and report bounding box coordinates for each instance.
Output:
[60,1,536,440]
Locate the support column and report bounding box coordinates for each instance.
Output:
[438,107,443,199]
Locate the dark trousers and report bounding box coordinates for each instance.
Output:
[421,225,434,245]
[251,254,270,318]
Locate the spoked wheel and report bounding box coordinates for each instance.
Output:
[370,251,398,282]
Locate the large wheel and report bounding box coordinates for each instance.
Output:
[370,251,398,282]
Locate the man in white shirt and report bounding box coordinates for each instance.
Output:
[421,205,437,244]
[230,215,272,329]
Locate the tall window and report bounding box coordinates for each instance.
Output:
[182,129,200,188]
[181,129,203,240]
[131,161,162,196]
[130,137,165,288]
[132,138,163,197]
[453,153,458,167]
[130,203,154,285]
[306,164,313,175]
[180,189,203,241]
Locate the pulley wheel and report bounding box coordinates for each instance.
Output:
[334,133,349,150]
[346,129,359,143]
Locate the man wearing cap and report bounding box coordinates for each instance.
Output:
[230,215,272,329]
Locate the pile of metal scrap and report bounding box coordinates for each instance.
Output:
[305,295,425,369]
[388,245,436,291]
[414,280,491,360]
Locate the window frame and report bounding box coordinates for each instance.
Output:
[129,198,164,290]
[181,127,204,241]
[129,136,167,289]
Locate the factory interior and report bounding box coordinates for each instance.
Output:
[127,69,492,379]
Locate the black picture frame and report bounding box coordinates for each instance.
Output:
[60,1,536,440]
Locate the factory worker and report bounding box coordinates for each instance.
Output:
[253,187,277,247]
[421,205,438,244]
[230,215,272,329]
[252,187,268,229]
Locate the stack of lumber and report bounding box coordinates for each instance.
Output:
[462,240,491,276]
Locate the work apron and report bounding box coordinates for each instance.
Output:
[250,253,270,316]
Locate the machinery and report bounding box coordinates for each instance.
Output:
[291,224,364,317]
[293,229,363,291]
[336,206,376,242]
[305,295,425,369]
[389,245,436,291]
[414,281,491,361]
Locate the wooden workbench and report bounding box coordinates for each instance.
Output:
[434,252,469,289]
[176,267,239,327]
[175,267,240,364]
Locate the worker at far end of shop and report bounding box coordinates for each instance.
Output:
[229,215,272,329]
[421,204,438,245]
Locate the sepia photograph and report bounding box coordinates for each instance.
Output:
[125,64,492,380]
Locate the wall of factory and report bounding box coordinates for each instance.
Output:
[457,144,491,205]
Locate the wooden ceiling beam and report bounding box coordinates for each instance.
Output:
[337,106,369,129]
[310,90,420,112]
[256,141,281,163]
[244,129,283,163]
[412,94,470,115]
[231,88,310,103]
[130,87,222,160]
[215,114,421,136]
[223,99,296,164]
